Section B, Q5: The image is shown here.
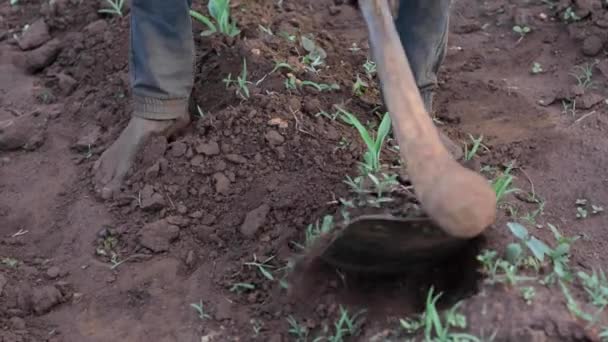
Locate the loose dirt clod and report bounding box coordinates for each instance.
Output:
[582,35,604,56]
[240,203,271,237]
[0,112,47,151]
[196,141,220,155]
[140,185,165,211]
[32,285,62,315]
[138,219,180,253]
[17,19,51,51]
[19,38,62,73]
[0,274,7,296]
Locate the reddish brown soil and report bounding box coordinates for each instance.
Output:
[1,0,608,341]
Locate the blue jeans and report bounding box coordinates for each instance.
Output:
[129,0,450,119]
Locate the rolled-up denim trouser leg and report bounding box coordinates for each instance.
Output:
[130,0,194,120]
[394,0,451,112]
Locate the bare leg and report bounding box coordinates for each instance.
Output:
[94,0,194,199]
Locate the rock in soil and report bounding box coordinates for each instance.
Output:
[138,219,180,253]
[32,285,63,315]
[0,112,47,151]
[582,35,603,56]
[579,93,604,109]
[265,130,285,146]
[140,185,165,211]
[196,141,220,155]
[0,273,7,296]
[17,19,51,51]
[73,125,101,152]
[56,72,77,96]
[9,316,26,330]
[213,173,231,195]
[46,266,60,279]
[169,141,188,157]
[240,204,271,237]
[18,38,62,74]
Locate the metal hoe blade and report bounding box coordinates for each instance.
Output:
[320,215,471,274]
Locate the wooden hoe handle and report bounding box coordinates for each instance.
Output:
[358,0,497,238]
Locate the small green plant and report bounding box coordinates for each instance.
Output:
[563,7,581,22]
[513,25,531,42]
[338,108,392,174]
[401,288,481,341]
[352,74,369,96]
[363,58,377,78]
[300,35,327,72]
[520,286,536,305]
[189,0,240,37]
[1,257,19,268]
[98,0,125,16]
[304,215,334,248]
[244,254,276,281]
[286,316,309,341]
[326,306,366,341]
[570,63,596,89]
[10,0,19,5]
[223,59,252,99]
[301,80,340,92]
[562,99,577,116]
[491,164,518,202]
[190,300,212,320]
[463,134,488,161]
[578,269,608,308]
[531,62,543,74]
[229,282,255,294]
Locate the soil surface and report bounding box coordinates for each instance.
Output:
[1,0,608,341]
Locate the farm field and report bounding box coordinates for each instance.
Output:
[1,0,608,341]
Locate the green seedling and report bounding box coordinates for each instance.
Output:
[352,74,369,96]
[600,327,608,341]
[531,62,543,74]
[521,200,545,224]
[285,74,298,90]
[244,254,276,281]
[363,58,377,78]
[301,80,340,92]
[477,246,535,286]
[1,257,19,268]
[255,61,293,85]
[560,280,596,323]
[593,205,604,214]
[286,316,309,341]
[223,59,251,99]
[327,306,366,341]
[520,286,536,305]
[578,269,608,308]
[99,0,125,16]
[338,108,392,174]
[190,300,212,320]
[404,288,481,341]
[10,0,18,5]
[491,164,518,202]
[189,0,240,37]
[561,99,577,116]
[279,31,297,42]
[570,63,595,89]
[258,25,273,35]
[251,319,263,336]
[304,215,334,248]
[512,25,531,42]
[300,36,327,72]
[229,282,255,294]
[463,134,488,161]
[563,7,581,22]
[577,206,588,219]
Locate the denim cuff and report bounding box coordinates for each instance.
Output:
[132,95,189,120]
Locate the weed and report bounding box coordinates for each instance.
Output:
[304,215,334,248]
[463,134,488,161]
[229,282,255,294]
[190,300,212,320]
[338,108,392,174]
[401,288,481,341]
[223,59,252,99]
[513,25,531,43]
[251,319,263,336]
[477,246,535,286]
[563,7,581,22]
[285,74,298,90]
[189,0,240,37]
[352,74,369,96]
[560,280,595,322]
[10,0,18,5]
[570,63,596,89]
[578,269,608,307]
[244,254,276,281]
[258,24,273,35]
[521,200,545,224]
[561,99,577,116]
[363,58,377,78]
[520,286,536,305]
[326,306,366,341]
[600,327,608,341]
[491,164,518,202]
[1,257,19,268]
[286,316,309,341]
[300,36,327,72]
[531,62,543,74]
[99,0,125,16]
[279,31,297,42]
[301,80,340,92]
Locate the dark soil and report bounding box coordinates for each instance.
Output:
[1,0,608,341]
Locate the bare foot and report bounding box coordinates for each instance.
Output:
[93,115,189,199]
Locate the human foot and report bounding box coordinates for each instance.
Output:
[93,115,189,199]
